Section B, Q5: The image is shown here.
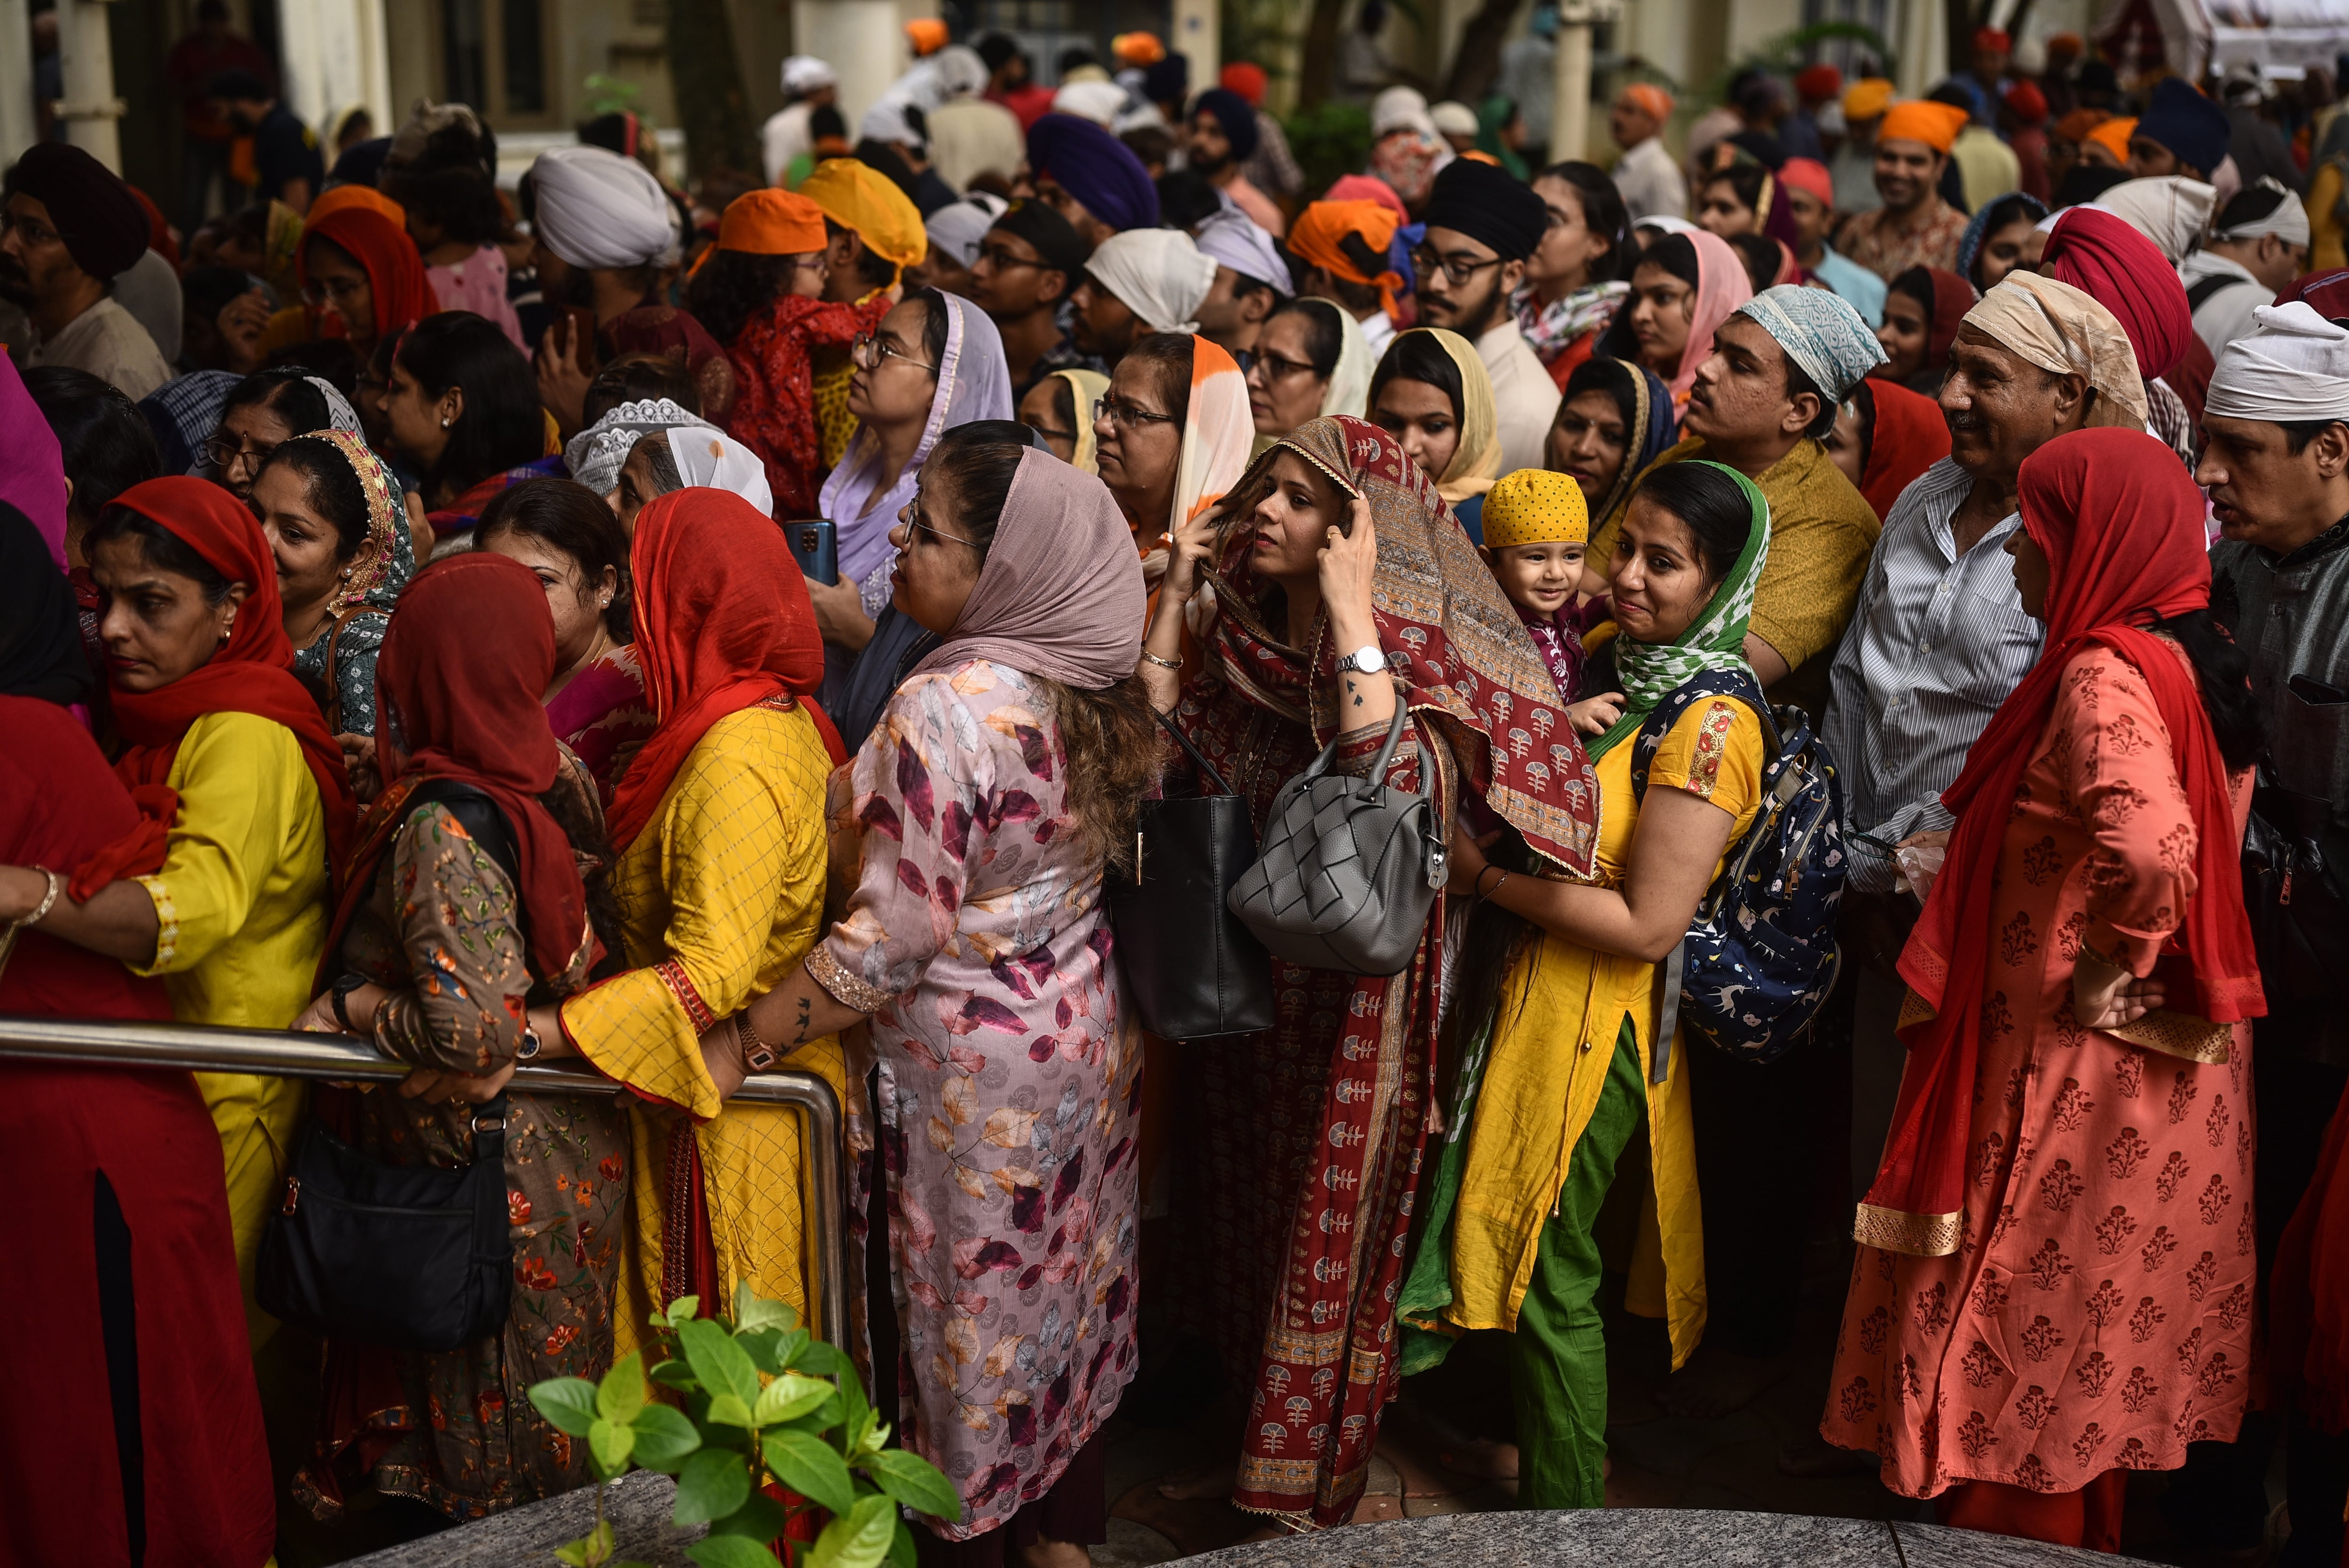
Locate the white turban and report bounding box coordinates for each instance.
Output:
[565,398,711,496]
[860,99,926,150]
[530,145,677,271]
[2095,176,2217,265]
[931,46,989,101]
[2212,177,2311,248]
[668,426,775,517]
[1194,210,1292,297]
[1052,80,1127,127]
[1430,100,1479,138]
[782,56,836,96]
[2205,302,2349,423]
[1372,86,1438,140]
[924,194,1008,269]
[1085,228,1218,334]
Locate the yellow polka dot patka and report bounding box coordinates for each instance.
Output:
[1480,469,1588,550]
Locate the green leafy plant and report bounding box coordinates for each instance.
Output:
[584,73,646,118]
[530,1285,958,1568]
[1284,101,1376,201]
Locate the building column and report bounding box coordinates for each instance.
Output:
[795,0,907,135]
[54,0,123,171]
[1551,0,1608,161]
[0,0,32,167]
[1172,0,1219,101]
[277,0,393,140]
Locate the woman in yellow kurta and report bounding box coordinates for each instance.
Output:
[1400,460,1774,1507]
[538,487,848,1351]
[15,479,352,1342]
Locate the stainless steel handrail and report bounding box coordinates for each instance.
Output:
[0,1014,850,1345]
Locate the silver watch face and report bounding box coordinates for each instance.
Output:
[1346,645,1387,674]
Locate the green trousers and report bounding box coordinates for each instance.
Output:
[1510,1019,1647,1510]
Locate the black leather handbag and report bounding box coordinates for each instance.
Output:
[256,781,524,1352]
[1105,709,1275,1040]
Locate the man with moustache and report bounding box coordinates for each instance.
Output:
[967,198,1100,400]
[1412,158,1560,473]
[1187,86,1286,236]
[1070,227,1214,366]
[2176,299,2349,1563]
[1839,99,1970,281]
[1,143,171,400]
[1816,272,2143,1414]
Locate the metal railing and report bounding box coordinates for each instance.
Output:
[0,1014,850,1343]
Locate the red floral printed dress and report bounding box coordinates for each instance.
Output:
[1824,644,2258,1497]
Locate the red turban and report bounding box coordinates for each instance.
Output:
[1795,64,1843,102]
[2039,207,2193,382]
[1221,62,1268,107]
[2004,81,2048,122]
[1974,26,2011,51]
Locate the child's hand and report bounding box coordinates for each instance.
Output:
[1567,693,1625,735]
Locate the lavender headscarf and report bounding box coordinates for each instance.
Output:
[0,356,70,569]
[820,290,1013,608]
[905,448,1145,691]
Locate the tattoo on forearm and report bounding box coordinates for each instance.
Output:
[792,994,812,1044]
[1346,676,1363,708]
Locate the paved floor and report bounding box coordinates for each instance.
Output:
[1086,1235,2291,1565]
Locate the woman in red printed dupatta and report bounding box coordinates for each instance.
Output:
[537,490,849,1352]
[1136,414,1602,1533]
[1823,427,2267,1551]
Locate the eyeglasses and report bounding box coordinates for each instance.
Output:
[302,274,369,308]
[202,435,279,470]
[973,245,1043,274]
[1410,244,1507,287]
[0,213,59,247]
[1249,347,1321,382]
[902,489,980,550]
[852,332,937,373]
[1094,396,1177,432]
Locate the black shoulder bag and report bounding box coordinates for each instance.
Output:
[1104,708,1276,1040]
[258,780,529,1352]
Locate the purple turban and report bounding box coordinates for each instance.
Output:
[1025,113,1159,232]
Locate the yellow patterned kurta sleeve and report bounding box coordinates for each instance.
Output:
[127,708,331,1346]
[559,703,848,1349]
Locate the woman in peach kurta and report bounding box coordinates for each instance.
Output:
[1826,429,2267,1551]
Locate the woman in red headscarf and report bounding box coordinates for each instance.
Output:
[1875,265,1975,393]
[529,489,848,1357]
[0,476,355,1338]
[1827,376,1952,523]
[1821,428,2267,1550]
[2038,206,2202,464]
[288,551,626,1521]
[300,187,439,367]
[0,508,274,1568]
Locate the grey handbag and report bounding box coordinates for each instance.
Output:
[1227,700,1449,975]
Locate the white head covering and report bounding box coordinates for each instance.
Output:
[530,145,678,270]
[565,397,712,496]
[2205,302,2349,422]
[931,46,989,101]
[1305,296,1373,419]
[860,99,927,151]
[1086,229,1218,334]
[782,55,837,96]
[1194,210,1293,297]
[925,193,1010,269]
[2095,176,2217,265]
[2212,177,2312,248]
[1372,86,1439,140]
[1429,100,1479,138]
[1052,80,1128,127]
[304,376,366,438]
[668,426,776,517]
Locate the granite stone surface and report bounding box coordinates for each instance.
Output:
[339,1472,702,1568]
[1171,1509,2163,1567]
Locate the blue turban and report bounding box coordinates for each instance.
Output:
[1191,87,1260,163]
[1736,284,1887,402]
[1026,113,1160,232]
[2136,77,2232,179]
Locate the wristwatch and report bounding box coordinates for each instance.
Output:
[330,971,372,1034]
[738,1011,778,1073]
[1335,644,1388,675]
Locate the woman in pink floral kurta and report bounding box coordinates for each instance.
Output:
[1826,430,2264,1551]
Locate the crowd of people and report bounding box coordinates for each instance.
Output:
[3,17,2349,1568]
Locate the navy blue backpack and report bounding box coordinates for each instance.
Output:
[1628,670,1849,1075]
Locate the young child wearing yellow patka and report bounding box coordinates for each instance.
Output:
[1479,469,1623,737]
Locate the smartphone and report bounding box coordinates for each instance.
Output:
[788,518,838,586]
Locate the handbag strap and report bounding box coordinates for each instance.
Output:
[1150,704,1239,798]
[1303,690,1410,792]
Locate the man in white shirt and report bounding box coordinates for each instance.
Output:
[0,143,170,401]
[762,56,837,186]
[1610,83,1687,220]
[1411,159,1561,474]
[2182,178,2310,360]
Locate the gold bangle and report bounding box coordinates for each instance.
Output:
[1141,650,1182,670]
[2077,938,2124,971]
[23,868,62,927]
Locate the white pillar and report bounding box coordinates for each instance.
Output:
[0,0,34,167]
[53,0,122,171]
[1172,0,1218,101]
[277,0,393,140]
[1552,0,1598,161]
[796,0,905,134]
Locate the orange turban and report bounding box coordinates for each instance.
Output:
[1841,77,1896,123]
[1289,199,1405,324]
[1112,31,1165,65]
[1777,157,1834,206]
[2087,116,2138,163]
[1619,83,1673,124]
[307,183,406,230]
[691,188,828,276]
[1878,100,1968,154]
[905,18,948,55]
